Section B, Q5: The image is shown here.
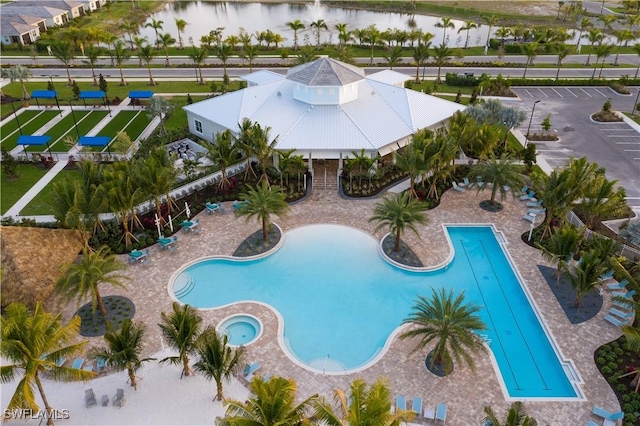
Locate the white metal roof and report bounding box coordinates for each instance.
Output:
[366,69,412,86]
[240,70,284,86]
[286,58,364,86]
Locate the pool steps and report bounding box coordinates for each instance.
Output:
[174,272,195,298]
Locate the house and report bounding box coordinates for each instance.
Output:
[0,13,45,45]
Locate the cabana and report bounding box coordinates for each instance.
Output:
[31,90,61,115]
[79,90,111,115]
[79,136,111,154]
[128,90,153,108]
[16,135,53,158]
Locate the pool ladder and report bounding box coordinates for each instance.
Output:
[479,334,492,347]
[174,272,196,298]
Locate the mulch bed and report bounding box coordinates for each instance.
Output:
[233,226,282,257]
[537,265,602,324]
[381,235,424,268]
[479,200,503,212]
[76,296,136,337]
[425,352,450,377]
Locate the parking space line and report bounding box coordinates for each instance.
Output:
[522,88,533,98]
[615,142,640,144]
[593,88,607,97]
[579,88,592,97]
[623,149,640,152]
[608,135,640,138]
[551,88,563,98]
[565,88,578,97]
[537,88,548,98]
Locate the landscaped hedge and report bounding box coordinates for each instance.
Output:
[505,77,640,88]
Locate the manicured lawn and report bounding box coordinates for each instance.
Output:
[25,111,88,152]
[121,112,152,142]
[20,169,82,216]
[1,110,60,151]
[0,163,48,214]
[623,112,640,125]
[96,111,140,139]
[165,97,188,131]
[0,110,41,142]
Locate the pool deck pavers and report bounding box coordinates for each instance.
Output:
[47,186,623,425]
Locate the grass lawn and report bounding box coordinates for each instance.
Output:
[623,112,640,125]
[20,169,82,216]
[1,110,60,151]
[0,163,48,215]
[164,96,189,131]
[0,110,41,142]
[121,112,152,142]
[436,94,469,105]
[96,111,140,140]
[25,111,87,152]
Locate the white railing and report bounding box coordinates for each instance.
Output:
[565,210,639,260]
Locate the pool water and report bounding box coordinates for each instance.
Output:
[172,224,580,399]
[218,315,260,346]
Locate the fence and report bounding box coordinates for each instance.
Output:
[565,210,640,260]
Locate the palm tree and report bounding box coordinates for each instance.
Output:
[483,15,498,50]
[82,45,102,86]
[1,302,92,425]
[145,96,173,135]
[583,29,604,65]
[495,26,511,45]
[188,46,208,85]
[158,302,212,378]
[158,32,176,66]
[90,320,155,390]
[217,376,318,425]
[433,43,452,83]
[250,122,279,185]
[400,288,487,375]
[139,45,157,86]
[483,401,538,426]
[632,43,640,79]
[193,329,245,401]
[537,224,583,284]
[368,192,430,252]
[561,250,609,307]
[119,20,138,50]
[365,24,384,65]
[576,17,593,52]
[286,19,305,50]
[593,42,614,79]
[335,22,351,47]
[138,146,178,220]
[55,246,128,316]
[236,117,258,179]
[458,20,478,49]
[240,43,260,73]
[395,131,430,198]
[1,65,32,100]
[579,174,628,229]
[214,43,233,79]
[175,18,188,50]
[469,154,524,207]
[553,43,573,80]
[521,42,539,79]
[435,17,455,45]
[102,161,144,247]
[314,377,415,425]
[411,42,430,83]
[382,46,403,70]
[111,40,130,86]
[132,35,148,65]
[50,41,75,86]
[203,130,239,189]
[235,182,290,241]
[613,29,636,66]
[145,18,164,49]
[310,19,328,49]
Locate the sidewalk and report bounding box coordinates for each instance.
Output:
[4,159,67,217]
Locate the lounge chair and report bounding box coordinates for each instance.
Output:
[519,190,536,201]
[605,314,631,327]
[585,421,599,426]
[613,298,633,310]
[609,308,634,320]
[528,207,546,215]
[423,407,436,420]
[460,177,473,188]
[83,364,94,372]
[526,199,543,207]
[243,362,261,379]
[113,389,125,407]
[55,357,66,367]
[520,185,529,195]
[96,357,106,372]
[85,388,97,408]
[599,270,614,281]
[72,358,84,369]
[452,181,465,192]
[612,289,636,299]
[522,214,536,223]
[395,395,406,411]
[435,403,447,424]
[411,397,422,416]
[592,406,624,422]
[607,279,628,290]
[476,176,485,188]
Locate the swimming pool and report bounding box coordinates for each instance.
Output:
[170,224,582,400]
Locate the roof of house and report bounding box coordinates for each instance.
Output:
[286,57,365,86]
[0,13,43,36]
[184,58,464,155]
[2,5,67,19]
[366,69,412,86]
[8,0,84,11]
[241,70,285,86]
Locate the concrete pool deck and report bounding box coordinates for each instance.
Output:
[11,186,623,425]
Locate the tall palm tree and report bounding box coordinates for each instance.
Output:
[435,17,455,45]
[576,17,593,52]
[119,20,138,50]
[395,131,430,198]
[383,46,403,70]
[50,41,75,86]
[583,29,604,65]
[55,246,128,316]
[235,182,290,241]
[537,224,583,284]
[521,42,539,79]
[145,96,174,135]
[82,45,102,86]
[632,43,640,79]
[250,122,279,185]
[458,20,478,49]
[335,22,351,47]
[593,42,614,79]
[111,40,130,86]
[90,320,155,390]
[158,302,212,378]
[553,43,573,80]
[424,134,458,200]
[561,249,609,307]
[483,401,538,426]
[214,43,233,78]
[138,146,178,220]
[612,29,636,66]
[411,42,430,83]
[400,288,487,375]
[1,303,92,425]
[145,18,164,49]
[469,154,524,207]
[286,19,305,50]
[203,130,239,189]
[218,376,318,425]
[1,65,32,100]
[175,18,188,50]
[188,46,208,85]
[365,24,384,65]
[159,32,176,66]
[241,43,260,73]
[236,117,258,179]
[368,192,430,252]
[193,329,245,401]
[579,174,628,229]
[132,35,148,66]
[102,161,144,247]
[483,15,499,50]
[314,377,415,425]
[310,19,328,50]
[139,44,157,86]
[433,43,452,83]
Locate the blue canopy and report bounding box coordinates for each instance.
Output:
[79,136,110,147]
[31,90,57,99]
[79,91,106,99]
[16,135,51,146]
[128,90,153,99]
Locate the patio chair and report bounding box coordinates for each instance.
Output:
[609,308,634,320]
[435,403,447,424]
[526,199,543,207]
[598,270,614,281]
[72,358,84,369]
[522,214,536,223]
[423,407,436,420]
[612,290,636,300]
[459,177,472,188]
[451,181,465,192]
[243,362,261,378]
[84,388,97,408]
[592,406,624,422]
[96,357,106,373]
[607,279,628,290]
[519,190,536,201]
[411,397,422,416]
[113,389,125,407]
[528,208,546,215]
[605,314,631,327]
[55,357,66,367]
[205,202,220,214]
[520,185,529,195]
[395,395,406,411]
[476,176,485,189]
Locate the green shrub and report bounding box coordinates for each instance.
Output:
[597,356,607,365]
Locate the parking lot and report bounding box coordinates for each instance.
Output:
[508,86,640,210]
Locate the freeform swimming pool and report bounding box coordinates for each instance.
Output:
[170,224,582,399]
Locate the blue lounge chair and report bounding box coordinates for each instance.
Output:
[613,298,632,310]
[96,357,106,372]
[599,270,614,281]
[72,358,84,369]
[612,289,636,299]
[435,403,447,424]
[411,397,422,416]
[452,181,465,192]
[55,357,66,367]
[243,362,261,378]
[609,308,634,320]
[586,421,599,426]
[520,190,536,201]
[605,314,631,327]
[528,207,546,215]
[607,279,628,290]
[526,199,543,207]
[592,406,624,422]
[460,177,473,188]
[520,185,529,194]
[522,214,536,223]
[395,395,406,411]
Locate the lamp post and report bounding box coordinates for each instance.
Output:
[524,100,540,148]
[68,100,80,139]
[10,101,23,135]
[634,88,640,116]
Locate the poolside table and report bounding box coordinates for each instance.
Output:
[128,250,148,264]
[181,220,194,231]
[158,237,174,249]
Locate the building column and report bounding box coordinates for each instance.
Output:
[338,152,343,170]
[272,152,279,170]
